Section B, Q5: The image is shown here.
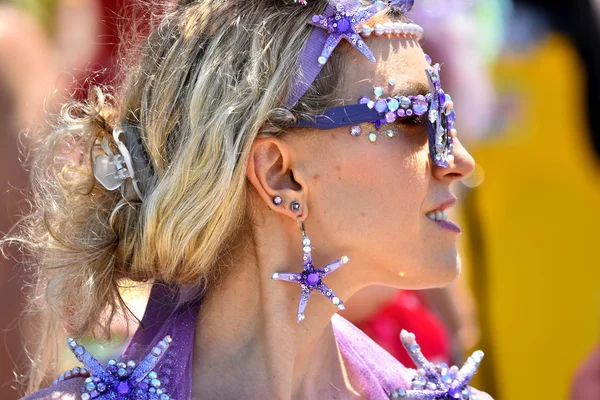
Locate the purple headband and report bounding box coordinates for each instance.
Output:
[283,0,415,109]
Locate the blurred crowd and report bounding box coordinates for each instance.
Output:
[0,0,599,399]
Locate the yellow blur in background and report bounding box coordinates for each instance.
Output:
[466,33,600,399]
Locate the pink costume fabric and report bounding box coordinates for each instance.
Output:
[22,283,492,399]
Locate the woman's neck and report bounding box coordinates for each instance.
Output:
[191,216,362,399]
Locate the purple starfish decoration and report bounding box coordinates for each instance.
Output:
[309,1,385,65]
[388,330,484,399]
[272,234,350,322]
[66,336,174,399]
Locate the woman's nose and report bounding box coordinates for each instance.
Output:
[432,136,475,182]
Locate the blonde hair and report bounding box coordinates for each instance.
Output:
[5,0,346,394]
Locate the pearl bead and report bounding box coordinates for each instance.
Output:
[383,22,394,34]
[374,24,385,36]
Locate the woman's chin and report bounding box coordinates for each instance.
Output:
[387,251,462,289]
[426,251,462,287]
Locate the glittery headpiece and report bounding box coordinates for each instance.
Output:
[283,0,417,108]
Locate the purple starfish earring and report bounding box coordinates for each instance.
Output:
[272,218,350,322]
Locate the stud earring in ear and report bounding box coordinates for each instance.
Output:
[290,201,301,213]
[273,196,283,205]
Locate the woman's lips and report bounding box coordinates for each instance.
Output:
[432,219,462,233]
[425,197,461,233]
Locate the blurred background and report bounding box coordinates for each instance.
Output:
[0,0,599,399]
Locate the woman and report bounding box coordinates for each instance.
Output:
[13,0,491,398]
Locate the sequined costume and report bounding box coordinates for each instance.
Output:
[23,283,492,400]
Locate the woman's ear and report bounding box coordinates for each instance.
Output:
[246,136,309,220]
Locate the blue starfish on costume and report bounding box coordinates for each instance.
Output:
[66,335,174,399]
[388,330,485,399]
[272,234,349,322]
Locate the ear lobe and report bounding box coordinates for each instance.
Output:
[246,137,309,220]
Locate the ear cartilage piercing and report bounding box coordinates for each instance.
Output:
[271,221,350,322]
[290,201,301,213]
[273,196,283,205]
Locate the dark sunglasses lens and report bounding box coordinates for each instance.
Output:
[427,120,437,163]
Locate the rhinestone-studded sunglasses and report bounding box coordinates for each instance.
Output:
[293,64,455,168]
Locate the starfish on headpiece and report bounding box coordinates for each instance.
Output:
[66,336,174,399]
[309,0,416,65]
[272,235,349,322]
[283,0,415,108]
[309,1,382,65]
[388,330,485,399]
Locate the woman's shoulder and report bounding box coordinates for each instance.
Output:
[21,377,86,400]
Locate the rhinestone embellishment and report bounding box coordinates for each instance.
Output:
[389,330,485,399]
[63,336,174,399]
[272,235,349,322]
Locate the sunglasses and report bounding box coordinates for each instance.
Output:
[293,63,455,168]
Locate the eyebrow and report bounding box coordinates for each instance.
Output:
[389,81,430,98]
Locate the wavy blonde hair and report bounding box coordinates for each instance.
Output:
[5,0,349,394]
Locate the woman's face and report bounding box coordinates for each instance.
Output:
[288,21,475,290]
